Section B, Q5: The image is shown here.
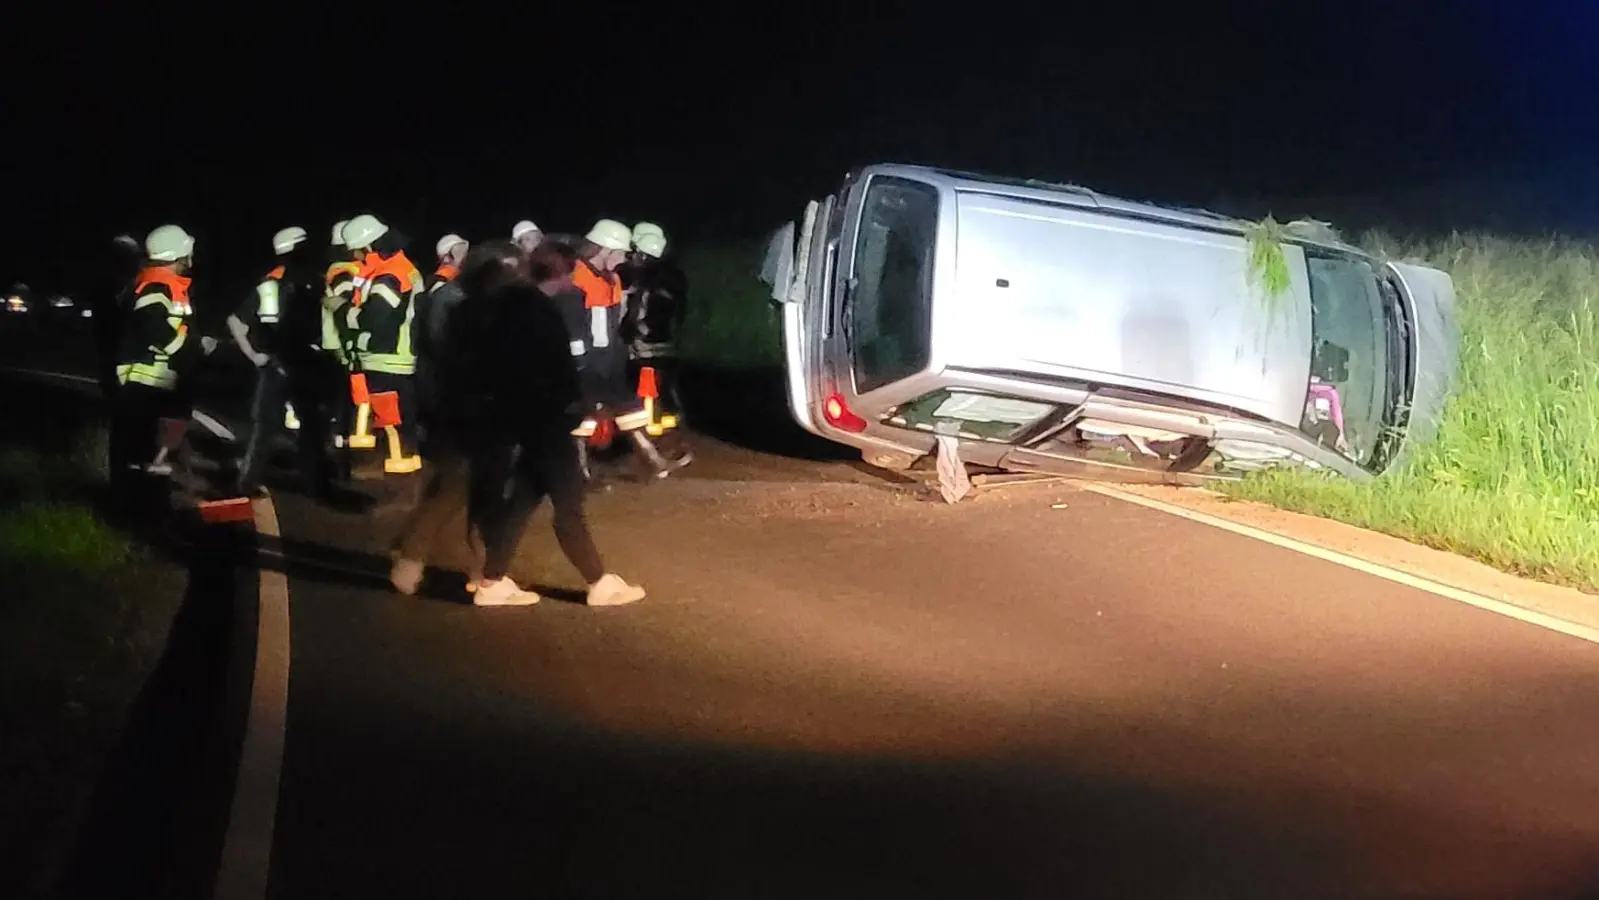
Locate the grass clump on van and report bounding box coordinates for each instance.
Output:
[1227,235,1599,591]
[1243,216,1293,323]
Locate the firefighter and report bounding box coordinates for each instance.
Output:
[109,225,206,491]
[561,219,687,481]
[619,227,690,423]
[230,226,336,496]
[342,213,424,461]
[512,220,542,253]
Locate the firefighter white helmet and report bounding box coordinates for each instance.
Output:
[331,219,349,247]
[145,224,195,262]
[634,231,667,259]
[585,219,633,252]
[631,221,664,245]
[341,214,388,250]
[511,220,540,242]
[435,233,468,259]
[272,226,308,255]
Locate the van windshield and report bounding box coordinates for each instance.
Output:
[849,178,939,394]
[1303,254,1393,467]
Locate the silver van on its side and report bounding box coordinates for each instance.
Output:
[762,164,1459,484]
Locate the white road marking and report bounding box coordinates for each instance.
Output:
[213,496,292,900]
[1081,483,1599,647]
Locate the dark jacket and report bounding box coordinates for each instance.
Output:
[414,277,463,421]
[619,257,689,357]
[235,250,323,363]
[450,279,585,447]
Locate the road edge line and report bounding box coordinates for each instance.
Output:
[1080,482,1599,647]
[212,496,292,900]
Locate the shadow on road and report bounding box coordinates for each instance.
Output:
[55,523,254,900]
[270,691,1374,900]
[675,362,857,462]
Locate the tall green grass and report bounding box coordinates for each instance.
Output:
[1228,235,1599,591]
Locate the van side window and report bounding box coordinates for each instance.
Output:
[850,178,938,394]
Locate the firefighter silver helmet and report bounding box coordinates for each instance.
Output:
[273,226,308,255]
[631,221,664,245]
[586,219,632,252]
[634,231,667,259]
[341,214,388,250]
[435,233,468,259]
[331,219,350,247]
[145,224,195,262]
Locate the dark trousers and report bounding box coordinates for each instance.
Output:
[393,440,482,565]
[239,359,335,493]
[472,434,605,584]
[364,371,418,457]
[108,381,191,497]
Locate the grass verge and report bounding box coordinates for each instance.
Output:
[0,413,185,898]
[1226,235,1599,592]
[679,234,1599,591]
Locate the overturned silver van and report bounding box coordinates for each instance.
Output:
[762,163,1459,484]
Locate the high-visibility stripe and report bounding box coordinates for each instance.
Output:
[257,279,281,322]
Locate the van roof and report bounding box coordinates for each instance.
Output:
[869,163,1362,254]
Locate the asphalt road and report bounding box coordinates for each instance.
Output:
[7,325,1599,898]
[263,455,1599,900]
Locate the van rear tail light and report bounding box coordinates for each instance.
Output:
[823,393,868,432]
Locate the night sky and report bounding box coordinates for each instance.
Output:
[2,0,1592,295]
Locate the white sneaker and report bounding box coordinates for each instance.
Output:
[586,574,646,607]
[389,558,425,595]
[473,577,540,607]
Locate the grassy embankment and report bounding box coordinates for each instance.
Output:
[677,235,1599,592]
[0,402,184,898]
[1228,235,1599,591]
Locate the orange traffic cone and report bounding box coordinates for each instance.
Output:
[370,391,421,474]
[347,373,377,449]
[637,366,677,436]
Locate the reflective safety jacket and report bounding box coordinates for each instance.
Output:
[116,266,193,390]
[562,260,631,407]
[322,260,361,365]
[236,262,319,361]
[349,250,422,375]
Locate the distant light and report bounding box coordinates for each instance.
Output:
[81,308,94,318]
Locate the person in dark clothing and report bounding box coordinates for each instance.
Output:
[388,237,486,596]
[458,240,647,607]
[231,226,338,496]
[412,233,469,447]
[94,234,145,400]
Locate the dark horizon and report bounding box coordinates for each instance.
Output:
[4,0,1596,293]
